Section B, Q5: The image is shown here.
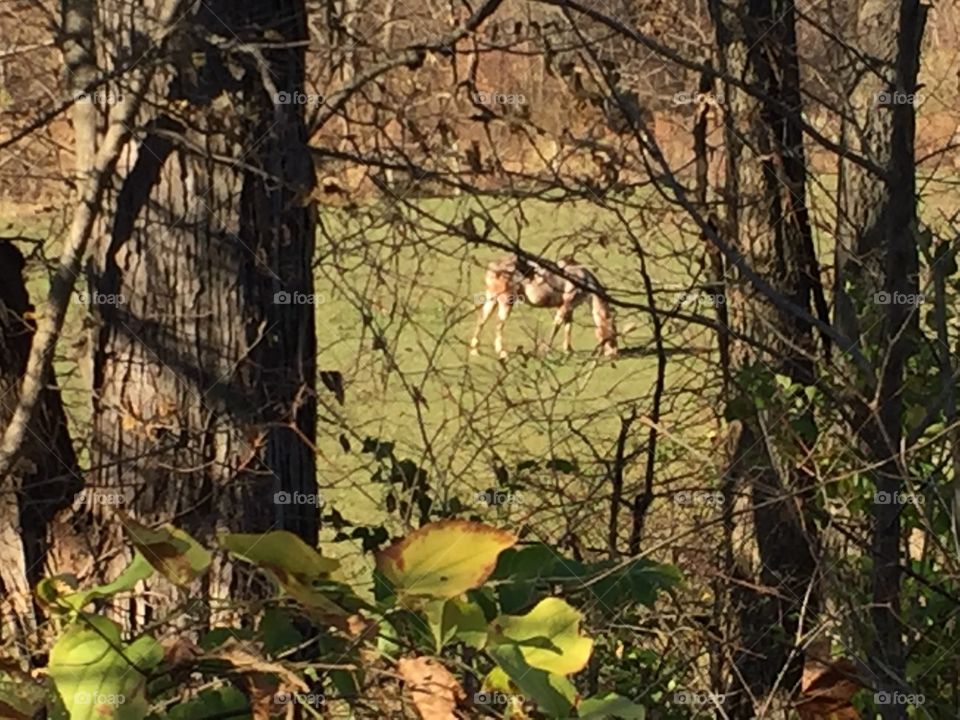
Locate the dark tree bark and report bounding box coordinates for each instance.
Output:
[709,0,824,714]
[47,0,320,631]
[832,1,926,714]
[0,242,81,649]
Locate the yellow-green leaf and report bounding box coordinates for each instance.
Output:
[423,598,488,651]
[119,515,210,586]
[490,597,593,675]
[488,643,576,718]
[219,531,344,613]
[39,554,155,614]
[36,574,80,611]
[376,520,516,599]
[48,615,163,720]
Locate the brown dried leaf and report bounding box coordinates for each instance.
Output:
[161,635,204,666]
[794,656,862,720]
[397,656,465,720]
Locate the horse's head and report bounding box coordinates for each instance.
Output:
[602,336,619,357]
[513,254,538,280]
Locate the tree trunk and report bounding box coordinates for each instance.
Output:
[50,0,320,632]
[709,0,823,714]
[833,1,926,714]
[0,242,80,652]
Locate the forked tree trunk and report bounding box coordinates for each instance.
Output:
[709,0,823,714]
[49,0,320,631]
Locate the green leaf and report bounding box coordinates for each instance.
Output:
[545,458,577,474]
[482,666,514,694]
[586,560,681,612]
[490,544,584,613]
[36,574,80,611]
[51,553,155,613]
[361,437,395,460]
[491,597,593,675]
[165,686,248,720]
[219,531,348,614]
[488,643,576,718]
[120,515,210,586]
[258,607,304,655]
[376,520,516,600]
[423,598,488,651]
[48,615,163,720]
[578,694,646,719]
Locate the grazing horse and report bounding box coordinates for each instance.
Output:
[470,254,618,358]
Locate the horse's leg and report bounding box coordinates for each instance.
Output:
[548,305,573,354]
[591,295,618,357]
[494,297,513,358]
[470,295,497,356]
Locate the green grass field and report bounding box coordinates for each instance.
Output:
[310,194,718,551]
[6,171,960,578]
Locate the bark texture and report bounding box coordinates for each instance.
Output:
[709,0,824,714]
[833,2,925,714]
[49,0,320,631]
[0,242,80,650]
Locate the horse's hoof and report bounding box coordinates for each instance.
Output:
[498,351,509,360]
[469,347,480,357]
